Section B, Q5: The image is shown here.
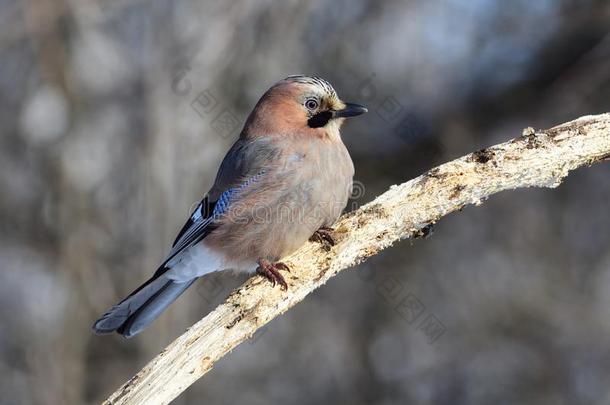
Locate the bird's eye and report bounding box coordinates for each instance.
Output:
[305,98,319,110]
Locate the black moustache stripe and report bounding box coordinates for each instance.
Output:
[307,111,333,128]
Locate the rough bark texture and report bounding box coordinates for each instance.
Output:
[103,113,610,405]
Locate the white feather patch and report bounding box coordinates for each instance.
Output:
[165,242,256,282]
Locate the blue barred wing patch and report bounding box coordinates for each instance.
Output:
[161,170,266,269]
[212,170,266,217]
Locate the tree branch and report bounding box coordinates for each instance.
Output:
[103,113,610,405]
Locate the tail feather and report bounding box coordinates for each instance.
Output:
[92,275,197,338]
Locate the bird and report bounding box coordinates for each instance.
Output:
[92,75,367,338]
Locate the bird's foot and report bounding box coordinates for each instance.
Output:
[309,227,336,251]
[256,259,290,290]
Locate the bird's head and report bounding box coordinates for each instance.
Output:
[243,75,367,140]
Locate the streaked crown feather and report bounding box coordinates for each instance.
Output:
[284,75,338,100]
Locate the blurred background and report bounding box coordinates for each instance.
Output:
[1,0,610,404]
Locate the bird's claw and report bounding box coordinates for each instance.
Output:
[309,227,336,251]
[256,259,290,290]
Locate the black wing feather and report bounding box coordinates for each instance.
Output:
[172,197,216,247]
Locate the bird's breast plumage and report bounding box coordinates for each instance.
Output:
[203,134,353,267]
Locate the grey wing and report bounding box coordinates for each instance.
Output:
[155,137,282,273]
[208,137,282,200]
[92,137,286,336]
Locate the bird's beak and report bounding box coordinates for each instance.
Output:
[332,102,368,118]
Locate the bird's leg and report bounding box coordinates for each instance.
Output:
[309,226,336,251]
[256,258,290,290]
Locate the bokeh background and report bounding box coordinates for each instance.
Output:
[1,0,610,404]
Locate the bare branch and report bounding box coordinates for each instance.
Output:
[103,113,610,405]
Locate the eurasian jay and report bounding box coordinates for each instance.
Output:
[93,75,367,337]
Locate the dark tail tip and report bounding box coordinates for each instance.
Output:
[92,277,197,338]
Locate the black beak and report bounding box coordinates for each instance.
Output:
[332,102,368,118]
